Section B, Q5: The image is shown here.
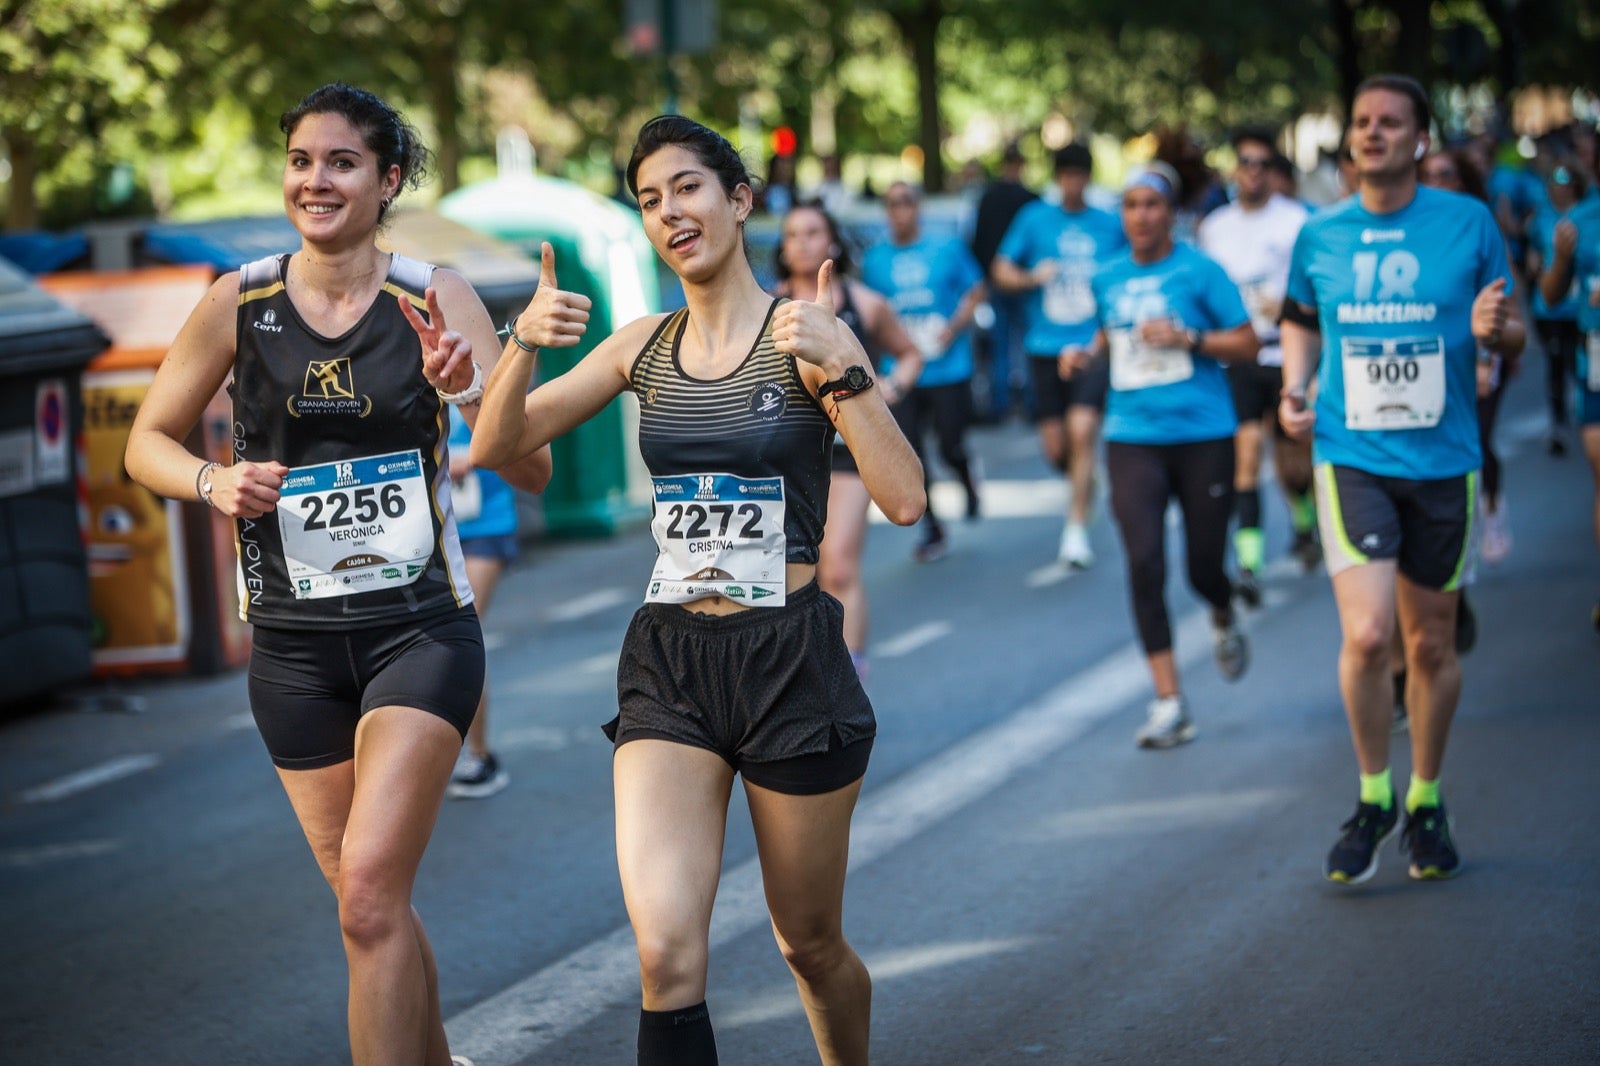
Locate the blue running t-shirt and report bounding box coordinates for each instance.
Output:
[1285,186,1510,478]
[863,235,984,388]
[1091,243,1249,445]
[447,408,518,540]
[1530,204,1584,321]
[1566,198,1600,391]
[995,199,1126,356]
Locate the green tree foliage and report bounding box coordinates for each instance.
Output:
[5,0,1599,230]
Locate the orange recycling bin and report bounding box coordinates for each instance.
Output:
[39,265,248,677]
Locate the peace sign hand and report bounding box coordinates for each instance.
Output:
[507,242,593,351]
[772,260,863,374]
[398,287,476,394]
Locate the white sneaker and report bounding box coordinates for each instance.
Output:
[1480,499,1512,564]
[1135,695,1195,749]
[1059,523,1094,569]
[448,751,509,799]
[1212,622,1249,681]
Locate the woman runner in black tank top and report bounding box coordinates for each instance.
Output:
[126,84,550,1065]
[469,116,925,1066]
[774,202,923,679]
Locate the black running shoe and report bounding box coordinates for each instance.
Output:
[1324,800,1398,884]
[1454,589,1477,655]
[1291,529,1322,572]
[1400,803,1461,880]
[913,526,948,564]
[1234,568,1262,609]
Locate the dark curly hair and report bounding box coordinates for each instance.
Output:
[625,114,756,202]
[279,83,432,223]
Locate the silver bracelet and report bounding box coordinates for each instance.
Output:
[195,461,221,510]
[499,320,538,353]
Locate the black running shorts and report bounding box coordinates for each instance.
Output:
[1030,354,1109,420]
[1314,463,1477,591]
[247,605,483,769]
[607,581,875,795]
[1227,361,1288,432]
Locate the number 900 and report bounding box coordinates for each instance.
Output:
[1366,359,1420,385]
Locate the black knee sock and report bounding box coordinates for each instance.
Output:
[1235,488,1261,530]
[638,1001,718,1066]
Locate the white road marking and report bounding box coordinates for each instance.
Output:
[718,938,1035,1027]
[445,598,1262,1063]
[495,725,576,752]
[544,588,630,623]
[19,754,161,804]
[501,651,617,700]
[1026,561,1077,588]
[874,621,952,658]
[0,839,121,868]
[870,478,1066,523]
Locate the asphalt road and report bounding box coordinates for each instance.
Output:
[2,364,1596,1065]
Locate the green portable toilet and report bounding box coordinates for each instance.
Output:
[438,174,657,538]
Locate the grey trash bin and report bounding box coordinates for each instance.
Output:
[0,256,108,708]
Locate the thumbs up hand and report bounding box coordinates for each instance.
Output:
[506,242,593,351]
[1471,277,1509,348]
[773,259,864,374]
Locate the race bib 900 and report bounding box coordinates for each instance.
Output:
[1342,335,1444,430]
[276,449,434,599]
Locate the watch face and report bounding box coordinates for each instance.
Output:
[843,365,871,390]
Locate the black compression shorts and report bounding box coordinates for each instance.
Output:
[247,605,482,769]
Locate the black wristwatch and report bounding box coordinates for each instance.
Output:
[817,364,875,400]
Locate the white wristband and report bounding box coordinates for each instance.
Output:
[437,361,485,406]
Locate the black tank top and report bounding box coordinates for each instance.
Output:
[229,252,472,628]
[630,299,833,564]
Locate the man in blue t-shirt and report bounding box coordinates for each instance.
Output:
[1279,74,1525,886]
[1538,184,1600,632]
[992,143,1127,568]
[863,182,987,561]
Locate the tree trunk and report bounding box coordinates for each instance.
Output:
[424,23,462,193]
[1331,0,1361,119]
[1481,0,1521,92]
[1392,0,1433,83]
[4,128,37,230]
[892,1,945,194]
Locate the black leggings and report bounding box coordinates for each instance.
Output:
[894,381,976,529]
[1477,373,1508,505]
[1107,437,1236,655]
[1534,318,1578,430]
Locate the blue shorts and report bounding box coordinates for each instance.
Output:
[461,532,519,564]
[1578,382,1600,426]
